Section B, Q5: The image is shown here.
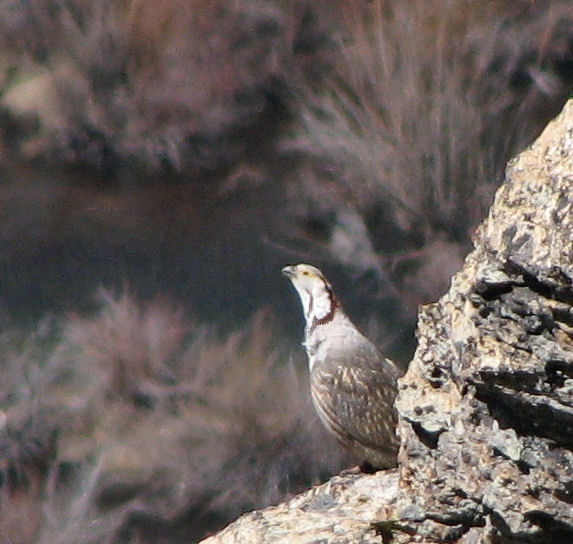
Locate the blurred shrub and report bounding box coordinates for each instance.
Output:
[0,289,350,544]
[0,0,332,175]
[281,0,573,311]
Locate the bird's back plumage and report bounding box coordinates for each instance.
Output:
[282,263,401,470]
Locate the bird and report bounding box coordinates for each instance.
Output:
[282,263,402,471]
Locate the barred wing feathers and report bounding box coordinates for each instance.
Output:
[310,346,400,456]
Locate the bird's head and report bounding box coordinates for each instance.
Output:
[282,263,340,325]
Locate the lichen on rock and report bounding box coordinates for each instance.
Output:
[397,100,573,542]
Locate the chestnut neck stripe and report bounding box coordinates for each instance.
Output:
[307,284,340,336]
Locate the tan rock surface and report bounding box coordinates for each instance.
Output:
[202,471,399,544]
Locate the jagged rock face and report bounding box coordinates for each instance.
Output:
[202,102,573,544]
[396,101,573,542]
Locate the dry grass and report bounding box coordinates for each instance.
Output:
[282,0,573,308]
[0,0,332,175]
[0,289,349,544]
[63,288,187,398]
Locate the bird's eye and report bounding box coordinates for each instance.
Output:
[302,271,310,276]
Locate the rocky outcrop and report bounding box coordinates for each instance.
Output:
[201,101,573,543]
[395,98,573,542]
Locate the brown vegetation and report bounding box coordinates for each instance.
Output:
[284,0,573,310]
[0,291,349,543]
[0,0,330,175]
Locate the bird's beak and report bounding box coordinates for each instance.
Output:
[282,265,296,278]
